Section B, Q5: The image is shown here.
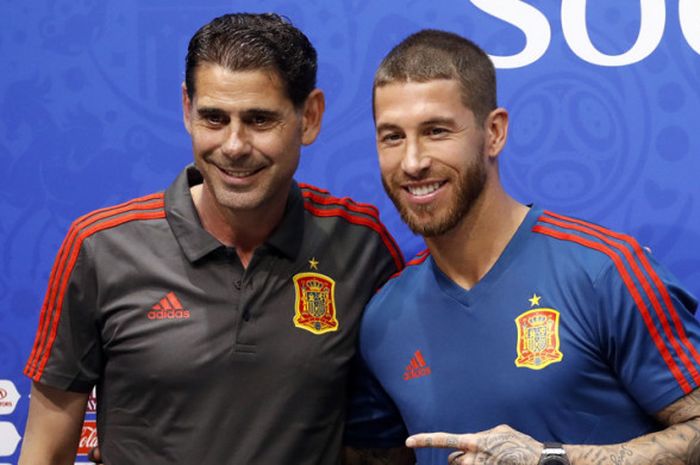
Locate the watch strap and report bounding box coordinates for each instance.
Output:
[538,442,570,465]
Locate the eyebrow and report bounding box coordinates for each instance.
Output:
[241,108,283,120]
[196,106,284,120]
[419,117,457,127]
[376,117,457,133]
[375,122,402,133]
[196,107,226,117]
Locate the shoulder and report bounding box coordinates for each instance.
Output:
[67,192,166,243]
[529,209,646,278]
[299,183,404,269]
[299,183,384,233]
[366,249,431,312]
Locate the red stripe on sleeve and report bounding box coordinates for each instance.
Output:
[533,224,693,394]
[26,196,165,378]
[541,212,700,385]
[544,211,700,370]
[25,198,165,380]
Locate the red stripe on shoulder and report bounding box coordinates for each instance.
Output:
[302,203,404,272]
[542,211,700,373]
[539,211,700,385]
[26,194,165,377]
[298,182,330,195]
[300,188,403,269]
[25,195,166,381]
[300,186,380,218]
[387,249,430,282]
[533,222,695,394]
[72,192,164,227]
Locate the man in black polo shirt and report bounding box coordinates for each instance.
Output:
[19,13,411,465]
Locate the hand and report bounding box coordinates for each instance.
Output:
[405,424,542,465]
[87,446,103,464]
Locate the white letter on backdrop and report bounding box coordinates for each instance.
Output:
[470,0,551,69]
[561,0,665,66]
[679,0,700,54]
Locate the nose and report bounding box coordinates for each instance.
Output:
[400,138,430,177]
[221,123,251,158]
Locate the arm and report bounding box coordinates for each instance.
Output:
[18,382,89,465]
[568,387,700,464]
[406,387,700,465]
[343,445,415,465]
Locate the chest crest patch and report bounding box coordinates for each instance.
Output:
[292,272,339,335]
[514,308,563,370]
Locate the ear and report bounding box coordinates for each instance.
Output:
[483,107,509,159]
[182,82,193,135]
[300,88,325,146]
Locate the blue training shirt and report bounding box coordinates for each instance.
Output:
[356,206,700,464]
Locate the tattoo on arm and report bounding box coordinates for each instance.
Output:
[568,388,700,465]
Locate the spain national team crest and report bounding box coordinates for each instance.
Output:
[514,308,563,370]
[292,272,339,335]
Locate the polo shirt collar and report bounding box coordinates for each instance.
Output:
[265,181,304,260]
[165,164,304,263]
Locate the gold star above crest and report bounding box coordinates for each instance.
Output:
[528,293,542,307]
[308,257,319,270]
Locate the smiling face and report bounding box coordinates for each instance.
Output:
[182,63,322,216]
[375,79,490,237]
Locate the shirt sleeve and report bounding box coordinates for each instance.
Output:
[23,227,102,393]
[343,222,406,447]
[597,247,700,413]
[343,352,408,448]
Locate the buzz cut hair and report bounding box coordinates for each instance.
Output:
[374,29,497,124]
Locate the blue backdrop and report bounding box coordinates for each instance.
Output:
[2,0,699,461]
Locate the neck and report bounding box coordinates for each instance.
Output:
[425,182,528,290]
[191,184,288,268]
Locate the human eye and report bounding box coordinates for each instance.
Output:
[244,111,278,130]
[379,131,404,146]
[251,114,271,127]
[425,126,449,137]
[198,110,228,127]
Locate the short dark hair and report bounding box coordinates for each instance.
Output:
[374,29,496,123]
[185,13,317,108]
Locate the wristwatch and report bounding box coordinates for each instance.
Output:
[537,442,570,465]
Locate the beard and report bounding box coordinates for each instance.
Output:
[382,150,487,238]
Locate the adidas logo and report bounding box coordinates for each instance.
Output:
[403,350,431,380]
[148,291,190,320]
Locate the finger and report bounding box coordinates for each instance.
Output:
[87,446,102,463]
[406,432,476,450]
[448,450,466,464]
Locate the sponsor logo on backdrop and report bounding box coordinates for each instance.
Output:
[0,422,21,456]
[470,0,700,68]
[0,381,20,415]
[77,420,98,456]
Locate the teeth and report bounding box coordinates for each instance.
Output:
[408,182,442,197]
[222,168,258,178]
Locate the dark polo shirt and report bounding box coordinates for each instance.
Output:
[25,165,404,464]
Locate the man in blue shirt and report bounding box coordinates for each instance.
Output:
[359,29,700,465]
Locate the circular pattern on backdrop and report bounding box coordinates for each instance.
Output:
[501,70,651,217]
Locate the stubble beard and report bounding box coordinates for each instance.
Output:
[383,153,487,238]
